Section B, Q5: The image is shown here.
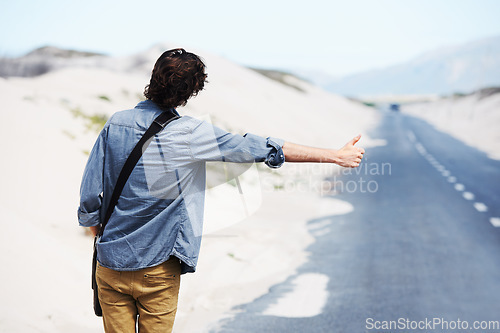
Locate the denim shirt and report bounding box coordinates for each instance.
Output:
[78,100,285,274]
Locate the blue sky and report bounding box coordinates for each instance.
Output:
[1,0,500,76]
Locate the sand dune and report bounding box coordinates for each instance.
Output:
[402,89,500,160]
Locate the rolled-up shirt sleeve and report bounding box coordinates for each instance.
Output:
[242,134,285,168]
[188,119,285,168]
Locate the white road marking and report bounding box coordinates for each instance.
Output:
[435,165,445,172]
[415,143,426,154]
[407,131,416,143]
[415,140,494,222]
[463,192,475,200]
[473,202,488,212]
[490,217,500,227]
[262,273,329,318]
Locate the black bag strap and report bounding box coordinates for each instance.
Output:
[97,110,179,237]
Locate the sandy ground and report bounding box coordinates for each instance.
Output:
[401,91,500,160]
[0,47,380,332]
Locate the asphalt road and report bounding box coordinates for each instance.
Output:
[212,111,500,333]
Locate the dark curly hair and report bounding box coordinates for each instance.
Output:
[144,48,208,110]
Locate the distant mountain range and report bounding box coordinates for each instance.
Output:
[4,35,500,97]
[298,35,500,97]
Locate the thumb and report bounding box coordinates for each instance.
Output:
[348,134,362,146]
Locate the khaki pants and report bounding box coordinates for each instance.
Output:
[96,257,181,333]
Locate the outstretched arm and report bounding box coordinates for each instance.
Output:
[282,135,365,168]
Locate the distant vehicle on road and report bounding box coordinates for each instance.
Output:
[390,103,400,112]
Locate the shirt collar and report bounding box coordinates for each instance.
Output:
[136,100,180,117]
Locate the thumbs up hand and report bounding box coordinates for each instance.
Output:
[336,134,365,168]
